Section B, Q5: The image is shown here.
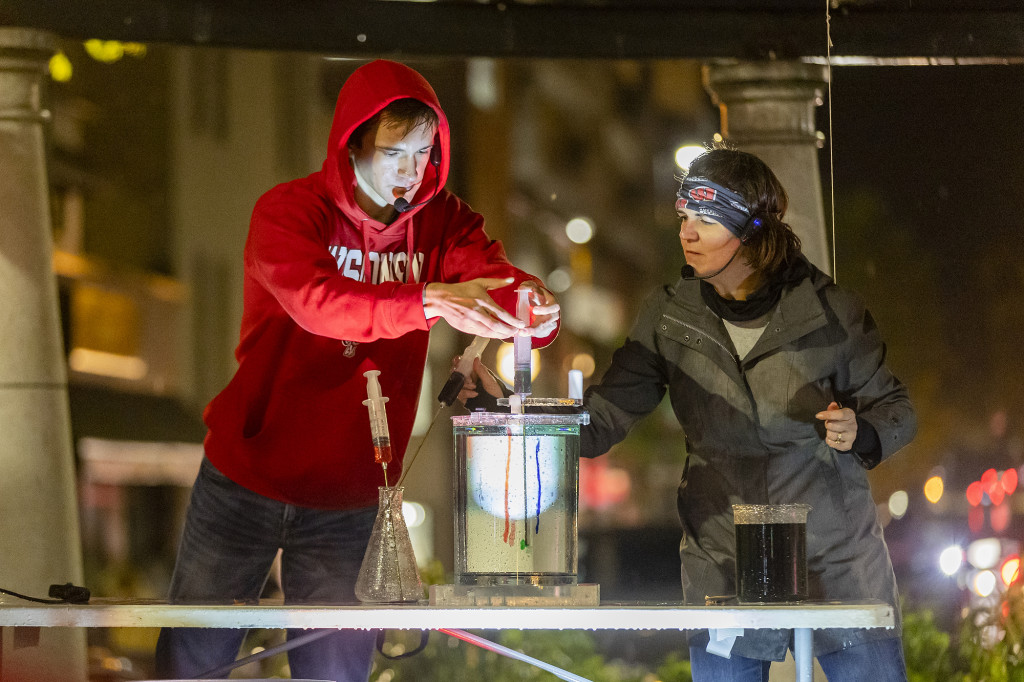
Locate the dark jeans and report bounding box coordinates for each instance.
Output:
[155,458,378,681]
[690,634,908,682]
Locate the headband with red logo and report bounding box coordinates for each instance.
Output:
[676,177,760,241]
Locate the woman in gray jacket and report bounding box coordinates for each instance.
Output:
[582,146,916,681]
[463,145,915,680]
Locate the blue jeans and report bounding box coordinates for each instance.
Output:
[690,635,908,682]
[155,457,379,681]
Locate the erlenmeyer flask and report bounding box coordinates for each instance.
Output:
[355,486,422,603]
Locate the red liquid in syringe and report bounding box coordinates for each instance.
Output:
[373,438,393,465]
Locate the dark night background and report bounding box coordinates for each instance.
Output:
[826,64,1024,488]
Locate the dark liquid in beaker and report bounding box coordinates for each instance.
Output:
[735,522,807,603]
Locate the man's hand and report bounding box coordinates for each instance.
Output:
[516,281,560,338]
[815,401,858,452]
[424,277,525,338]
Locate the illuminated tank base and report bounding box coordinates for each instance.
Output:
[430,582,599,607]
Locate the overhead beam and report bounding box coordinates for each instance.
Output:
[2,1,1024,59]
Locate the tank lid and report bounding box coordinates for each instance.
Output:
[453,411,590,426]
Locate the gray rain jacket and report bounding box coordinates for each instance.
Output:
[582,256,916,660]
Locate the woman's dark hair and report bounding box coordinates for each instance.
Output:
[348,98,439,150]
[685,142,802,274]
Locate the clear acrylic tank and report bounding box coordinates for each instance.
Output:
[452,410,589,588]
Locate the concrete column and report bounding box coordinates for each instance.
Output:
[0,27,87,682]
[703,61,831,275]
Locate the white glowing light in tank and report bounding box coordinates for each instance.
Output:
[467,433,563,520]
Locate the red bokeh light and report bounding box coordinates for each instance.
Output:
[968,505,985,534]
[991,501,1011,533]
[966,481,984,507]
[579,457,631,510]
[981,468,998,492]
[1002,468,1018,495]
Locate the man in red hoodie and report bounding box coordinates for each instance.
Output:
[155,59,559,681]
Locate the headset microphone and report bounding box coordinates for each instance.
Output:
[394,145,442,214]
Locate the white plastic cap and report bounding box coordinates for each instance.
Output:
[568,369,584,400]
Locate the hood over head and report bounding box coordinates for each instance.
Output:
[323,59,450,222]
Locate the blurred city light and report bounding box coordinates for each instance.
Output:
[546,267,572,293]
[569,353,596,379]
[966,480,984,507]
[565,217,595,245]
[466,58,498,110]
[674,144,706,170]
[968,505,985,534]
[981,468,998,489]
[402,501,425,528]
[1002,467,1018,494]
[496,343,540,385]
[83,39,147,64]
[69,348,148,381]
[923,475,944,503]
[972,570,997,597]
[49,51,73,82]
[887,490,909,519]
[991,501,1011,533]
[966,538,1002,570]
[1001,555,1020,587]
[938,545,963,576]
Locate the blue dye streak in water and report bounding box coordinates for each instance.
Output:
[534,440,542,533]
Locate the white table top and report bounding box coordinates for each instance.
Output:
[0,599,895,631]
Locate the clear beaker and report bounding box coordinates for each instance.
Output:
[355,486,422,603]
[733,503,811,603]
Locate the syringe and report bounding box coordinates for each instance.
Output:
[513,287,532,398]
[362,369,393,485]
[437,335,490,407]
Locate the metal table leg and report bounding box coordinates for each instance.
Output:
[794,627,812,682]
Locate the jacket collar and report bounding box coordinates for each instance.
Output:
[743,275,828,363]
[667,259,829,363]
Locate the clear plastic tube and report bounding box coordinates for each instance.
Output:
[513,287,532,397]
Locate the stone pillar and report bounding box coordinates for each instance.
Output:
[703,61,831,275]
[0,28,88,682]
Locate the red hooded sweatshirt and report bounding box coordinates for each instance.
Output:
[203,59,556,509]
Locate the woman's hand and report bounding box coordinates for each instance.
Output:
[816,401,857,452]
[456,357,504,404]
